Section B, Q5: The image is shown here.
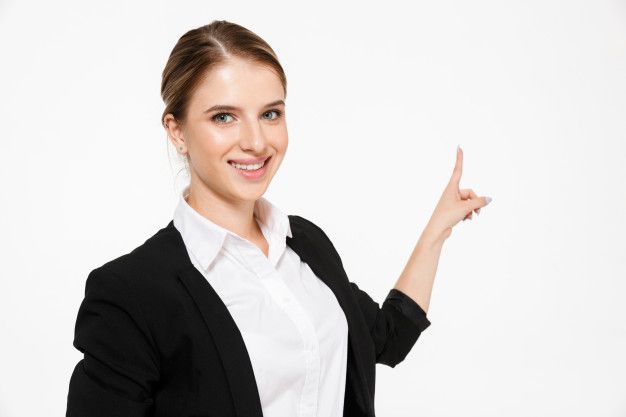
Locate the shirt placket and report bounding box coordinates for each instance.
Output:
[228,237,321,417]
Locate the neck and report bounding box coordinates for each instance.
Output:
[185,182,262,241]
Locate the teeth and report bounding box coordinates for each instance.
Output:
[229,160,266,170]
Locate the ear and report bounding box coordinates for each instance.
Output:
[163,114,185,151]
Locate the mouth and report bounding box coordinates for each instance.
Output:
[227,155,272,179]
[227,155,271,170]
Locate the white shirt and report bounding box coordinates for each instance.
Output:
[173,185,349,417]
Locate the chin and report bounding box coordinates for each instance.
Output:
[229,182,270,201]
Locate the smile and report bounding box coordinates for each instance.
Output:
[228,155,272,180]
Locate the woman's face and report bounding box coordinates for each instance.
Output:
[169,57,288,203]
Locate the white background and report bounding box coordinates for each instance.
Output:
[1,0,625,416]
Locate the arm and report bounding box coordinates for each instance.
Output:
[391,234,444,315]
[66,267,160,417]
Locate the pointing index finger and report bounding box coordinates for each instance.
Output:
[452,144,463,185]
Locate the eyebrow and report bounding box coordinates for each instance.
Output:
[203,99,285,114]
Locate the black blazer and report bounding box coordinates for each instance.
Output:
[66,214,431,417]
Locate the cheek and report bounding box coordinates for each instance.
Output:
[195,131,234,161]
[271,137,288,170]
[188,141,230,180]
[273,128,289,153]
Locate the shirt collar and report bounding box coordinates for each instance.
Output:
[173,185,293,271]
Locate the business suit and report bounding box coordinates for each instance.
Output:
[66,214,431,417]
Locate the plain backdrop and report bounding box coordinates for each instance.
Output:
[1,1,625,416]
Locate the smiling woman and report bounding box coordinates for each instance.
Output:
[66,19,438,417]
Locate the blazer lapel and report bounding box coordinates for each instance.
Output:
[177,264,265,417]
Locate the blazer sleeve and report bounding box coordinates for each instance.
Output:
[349,282,431,367]
[309,221,432,368]
[66,267,160,417]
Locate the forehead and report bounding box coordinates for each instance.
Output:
[190,58,284,108]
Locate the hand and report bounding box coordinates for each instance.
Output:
[422,146,492,244]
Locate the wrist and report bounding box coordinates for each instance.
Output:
[418,229,446,250]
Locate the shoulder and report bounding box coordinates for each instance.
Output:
[76,222,196,350]
[85,221,184,296]
[288,214,329,238]
[288,214,344,265]
[288,214,334,246]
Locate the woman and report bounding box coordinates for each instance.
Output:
[66,20,491,417]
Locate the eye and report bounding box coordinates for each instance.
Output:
[212,112,234,124]
[263,109,283,120]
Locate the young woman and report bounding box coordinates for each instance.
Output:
[66,20,491,417]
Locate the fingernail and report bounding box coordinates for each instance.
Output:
[457,144,461,151]
[485,196,492,205]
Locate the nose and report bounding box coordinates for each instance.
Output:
[239,116,269,153]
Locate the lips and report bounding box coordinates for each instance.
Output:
[227,155,271,164]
